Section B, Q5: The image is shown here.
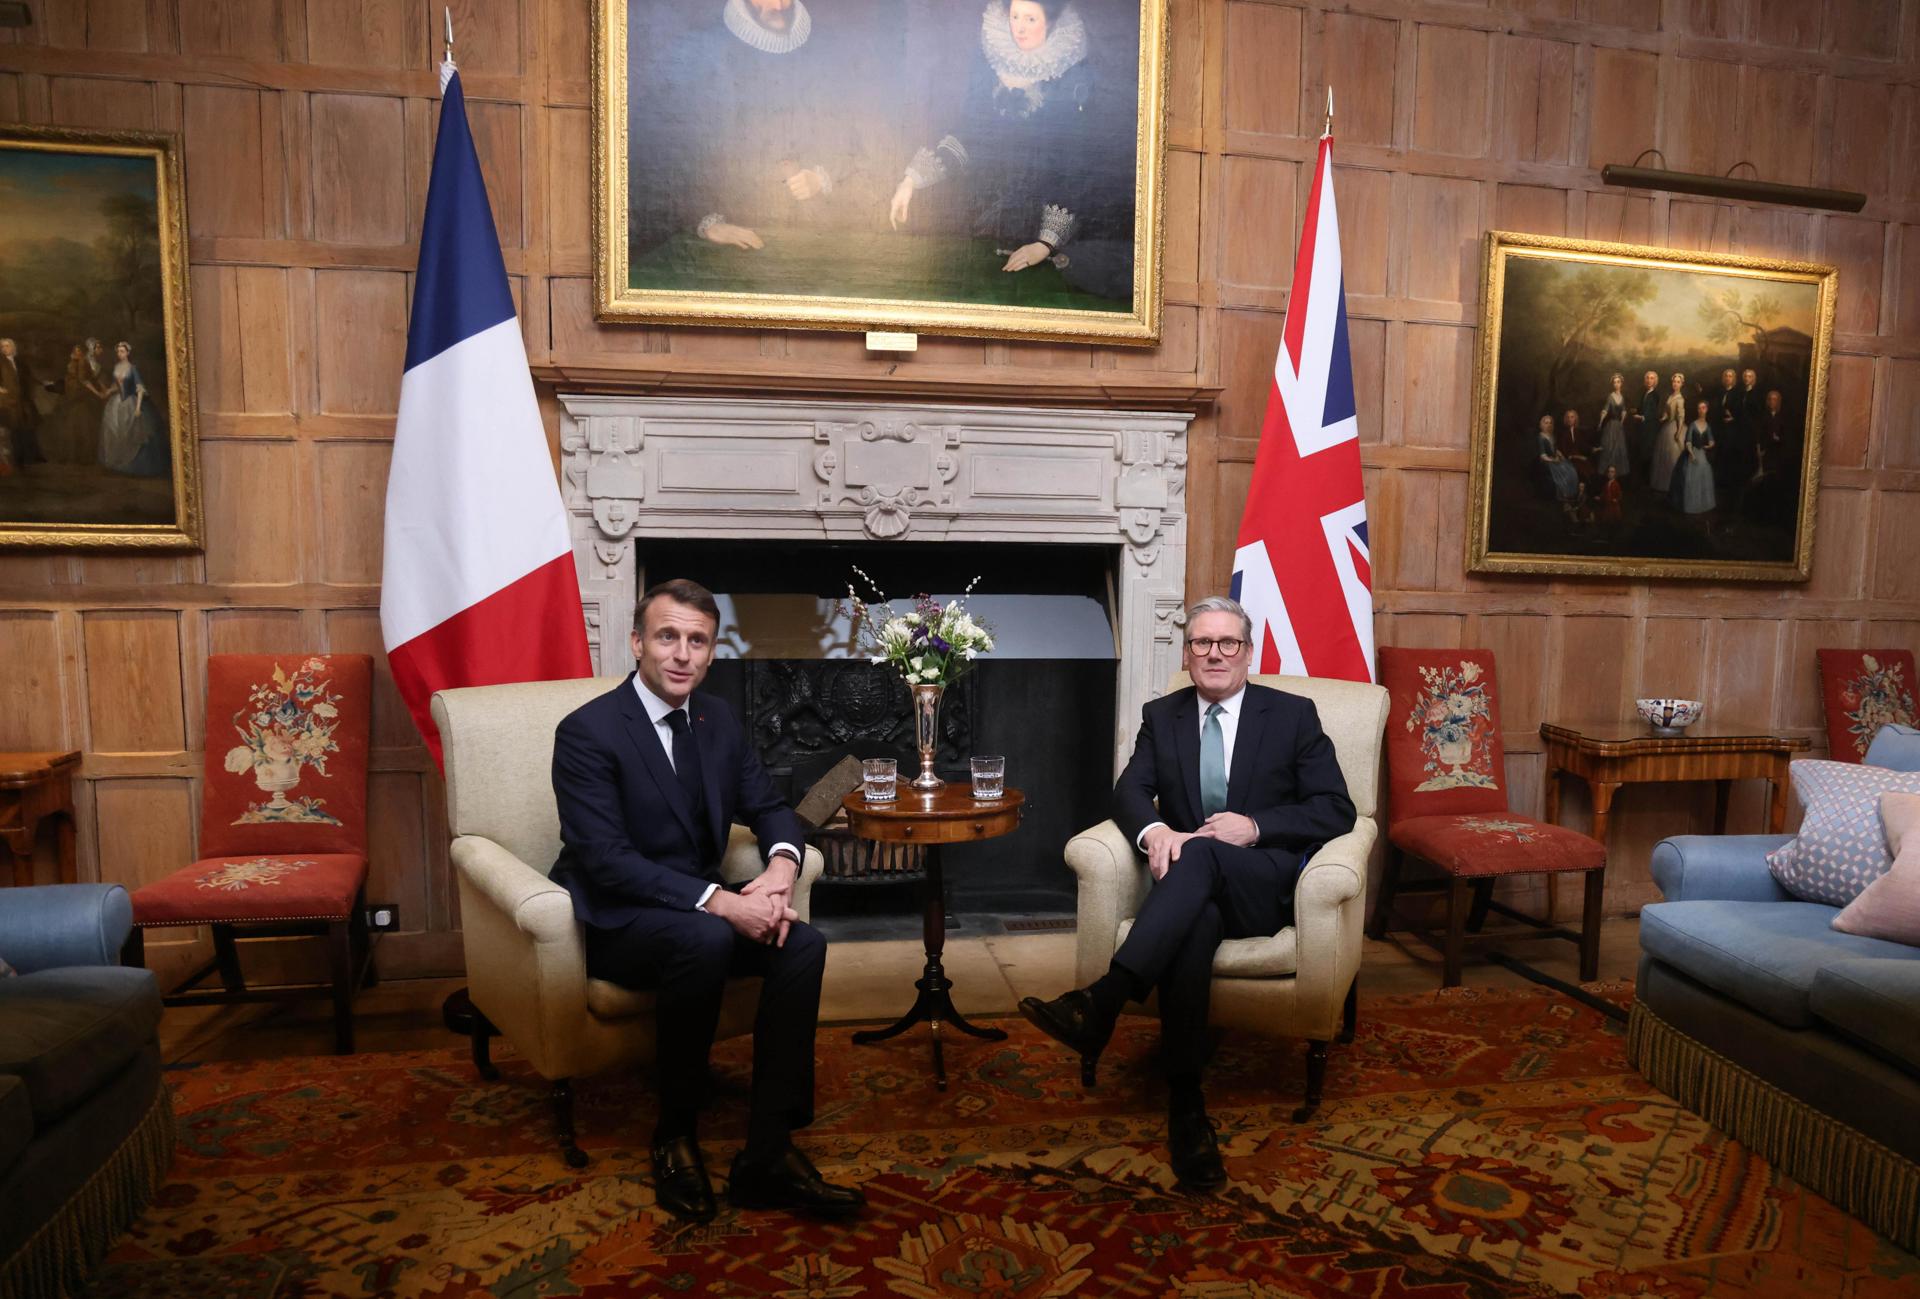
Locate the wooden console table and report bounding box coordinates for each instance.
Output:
[1539,720,1810,849]
[840,784,1024,1089]
[0,751,81,888]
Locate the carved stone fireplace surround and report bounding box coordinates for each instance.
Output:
[560,396,1192,772]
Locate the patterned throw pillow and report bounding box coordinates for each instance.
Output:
[1767,760,1920,906]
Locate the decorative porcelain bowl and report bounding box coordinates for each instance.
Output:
[1636,698,1705,736]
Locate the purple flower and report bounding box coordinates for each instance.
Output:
[931,636,951,653]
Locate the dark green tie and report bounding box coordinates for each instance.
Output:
[1201,702,1227,818]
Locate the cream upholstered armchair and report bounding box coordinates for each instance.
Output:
[1064,672,1387,1122]
[432,677,824,1167]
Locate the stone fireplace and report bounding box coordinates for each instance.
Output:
[560,395,1193,776]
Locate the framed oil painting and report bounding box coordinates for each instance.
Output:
[0,126,200,550]
[1467,231,1835,582]
[593,0,1167,344]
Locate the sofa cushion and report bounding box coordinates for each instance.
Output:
[0,1075,30,1174]
[1766,760,1920,906]
[1866,723,1920,773]
[0,966,161,1125]
[1832,793,1920,944]
[1638,900,1920,1029]
[131,853,367,925]
[1810,959,1920,1074]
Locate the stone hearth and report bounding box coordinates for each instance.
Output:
[559,396,1191,772]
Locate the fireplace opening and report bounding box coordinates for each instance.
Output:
[636,539,1120,925]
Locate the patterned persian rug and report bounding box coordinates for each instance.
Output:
[92,985,1918,1298]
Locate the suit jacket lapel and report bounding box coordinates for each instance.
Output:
[1173,689,1204,827]
[1226,687,1266,811]
[617,681,697,842]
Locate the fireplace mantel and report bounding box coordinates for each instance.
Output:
[559,395,1192,773]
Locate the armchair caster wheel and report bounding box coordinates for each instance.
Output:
[562,1144,589,1169]
[1290,1100,1320,1124]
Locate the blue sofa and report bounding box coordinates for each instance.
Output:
[1630,724,1920,1253]
[0,885,173,1299]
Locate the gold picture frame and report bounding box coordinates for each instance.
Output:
[0,125,200,550]
[592,0,1167,344]
[1467,230,1835,582]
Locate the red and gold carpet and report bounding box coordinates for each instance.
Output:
[93,986,1918,1297]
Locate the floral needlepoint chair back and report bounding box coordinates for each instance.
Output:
[200,654,372,858]
[1816,649,1918,764]
[1379,648,1510,827]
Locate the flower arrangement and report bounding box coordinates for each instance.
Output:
[1405,660,1496,791]
[844,567,995,688]
[222,658,345,823]
[1839,653,1917,758]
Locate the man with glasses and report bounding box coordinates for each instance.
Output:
[1019,595,1355,1191]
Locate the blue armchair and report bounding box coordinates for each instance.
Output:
[0,885,173,1299]
[1629,725,1920,1254]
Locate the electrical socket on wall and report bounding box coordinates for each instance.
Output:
[363,904,400,932]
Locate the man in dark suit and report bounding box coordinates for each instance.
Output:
[550,578,862,1223]
[1019,595,1355,1192]
[0,338,43,470]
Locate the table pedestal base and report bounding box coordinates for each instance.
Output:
[851,846,1006,1089]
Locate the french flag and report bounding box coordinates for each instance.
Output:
[380,60,591,765]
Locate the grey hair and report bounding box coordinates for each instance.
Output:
[1186,595,1253,644]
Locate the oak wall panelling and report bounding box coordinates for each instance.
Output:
[0,0,1915,981]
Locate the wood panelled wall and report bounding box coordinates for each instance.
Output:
[2,1,1917,975]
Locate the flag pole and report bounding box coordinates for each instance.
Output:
[443,6,454,64]
[1323,85,1334,140]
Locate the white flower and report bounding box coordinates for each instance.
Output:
[963,648,976,659]
[911,656,926,672]
[223,745,254,774]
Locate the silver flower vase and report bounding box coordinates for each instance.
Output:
[910,682,944,790]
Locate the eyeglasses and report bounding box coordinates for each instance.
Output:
[1185,637,1246,658]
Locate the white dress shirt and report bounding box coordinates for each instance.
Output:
[1136,684,1246,849]
[632,676,800,911]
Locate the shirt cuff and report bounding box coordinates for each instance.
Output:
[767,843,801,870]
[1136,821,1168,852]
[693,883,719,912]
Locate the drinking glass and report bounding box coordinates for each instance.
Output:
[970,754,1006,800]
[862,757,898,802]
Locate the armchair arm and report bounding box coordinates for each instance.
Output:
[1650,835,1793,902]
[1290,822,1375,1039]
[718,827,827,922]
[0,884,132,973]
[1064,819,1152,986]
[451,835,577,945]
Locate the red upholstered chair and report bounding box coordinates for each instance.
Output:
[1368,648,1607,987]
[1816,649,1918,763]
[124,654,376,1052]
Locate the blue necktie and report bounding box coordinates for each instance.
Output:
[1200,703,1227,818]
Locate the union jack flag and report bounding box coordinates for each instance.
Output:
[1230,131,1375,683]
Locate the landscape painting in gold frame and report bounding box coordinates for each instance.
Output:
[593,0,1167,344]
[1468,230,1834,582]
[0,125,200,550]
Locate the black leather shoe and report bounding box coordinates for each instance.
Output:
[651,1135,717,1223]
[728,1144,865,1218]
[1167,1107,1226,1193]
[1018,989,1115,1083]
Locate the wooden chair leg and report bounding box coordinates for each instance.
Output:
[553,1078,588,1168]
[212,924,246,993]
[471,1013,500,1081]
[350,894,378,989]
[1579,867,1605,983]
[120,927,146,969]
[1443,876,1469,989]
[1465,879,1495,933]
[328,918,355,1055]
[1338,976,1357,1045]
[1293,1040,1330,1123]
[1367,843,1403,941]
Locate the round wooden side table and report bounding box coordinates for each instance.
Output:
[840,784,1024,1089]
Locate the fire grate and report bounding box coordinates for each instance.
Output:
[812,824,927,882]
